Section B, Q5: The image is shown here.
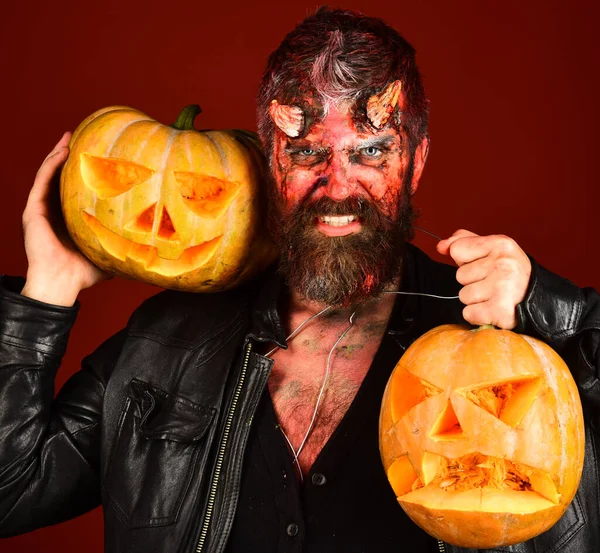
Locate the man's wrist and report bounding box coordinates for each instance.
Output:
[515,256,581,345]
[1,274,79,357]
[21,275,81,307]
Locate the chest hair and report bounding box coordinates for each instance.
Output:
[268,319,388,474]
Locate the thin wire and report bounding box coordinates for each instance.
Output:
[265,304,332,358]
[279,428,303,480]
[412,225,443,242]
[382,290,459,300]
[265,305,358,481]
[293,308,358,463]
[387,225,459,300]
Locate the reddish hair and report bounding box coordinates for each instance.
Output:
[257,7,429,157]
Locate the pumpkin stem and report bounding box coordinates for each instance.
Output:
[171,105,202,131]
[474,324,497,331]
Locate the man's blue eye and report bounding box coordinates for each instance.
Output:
[363,146,381,157]
[301,148,316,156]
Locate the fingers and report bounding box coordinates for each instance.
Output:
[438,230,524,269]
[455,256,489,285]
[45,131,72,159]
[437,229,532,330]
[462,301,519,330]
[459,279,492,305]
[28,132,72,205]
[436,229,478,259]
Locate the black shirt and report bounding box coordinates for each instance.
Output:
[224,309,440,553]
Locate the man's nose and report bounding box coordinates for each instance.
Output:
[320,163,358,201]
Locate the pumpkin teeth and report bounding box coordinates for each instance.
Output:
[426,453,559,500]
[82,211,222,274]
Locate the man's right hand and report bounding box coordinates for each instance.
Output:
[20,132,111,307]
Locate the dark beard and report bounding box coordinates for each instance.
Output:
[272,185,417,307]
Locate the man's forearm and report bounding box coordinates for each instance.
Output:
[0,275,101,535]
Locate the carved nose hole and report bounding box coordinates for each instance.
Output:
[430,401,465,441]
[133,203,158,232]
[158,206,177,239]
[125,204,177,240]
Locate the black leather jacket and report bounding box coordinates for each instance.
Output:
[0,244,599,553]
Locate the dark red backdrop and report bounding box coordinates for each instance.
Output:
[1,0,598,551]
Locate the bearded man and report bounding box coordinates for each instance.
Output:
[1,7,599,553]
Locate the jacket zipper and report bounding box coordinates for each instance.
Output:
[195,341,253,553]
[438,539,446,553]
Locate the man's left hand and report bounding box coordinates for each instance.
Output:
[436,229,532,330]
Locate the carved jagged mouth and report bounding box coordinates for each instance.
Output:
[82,212,222,276]
[387,452,561,513]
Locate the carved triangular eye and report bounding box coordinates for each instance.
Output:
[388,364,442,422]
[174,172,240,219]
[462,376,542,427]
[80,154,154,199]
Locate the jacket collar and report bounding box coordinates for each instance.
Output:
[246,265,288,349]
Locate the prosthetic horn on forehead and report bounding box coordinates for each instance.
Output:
[269,100,304,138]
[366,80,402,129]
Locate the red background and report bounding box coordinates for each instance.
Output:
[1,0,599,550]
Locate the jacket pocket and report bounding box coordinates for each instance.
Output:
[104,379,216,528]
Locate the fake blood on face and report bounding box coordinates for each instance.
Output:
[271,103,410,228]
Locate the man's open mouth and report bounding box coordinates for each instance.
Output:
[315,214,362,236]
[317,214,358,226]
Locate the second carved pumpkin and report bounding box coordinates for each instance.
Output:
[379,324,585,548]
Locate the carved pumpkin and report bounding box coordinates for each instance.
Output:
[379,325,585,548]
[60,105,276,291]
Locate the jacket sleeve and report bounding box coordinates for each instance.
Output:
[516,259,600,418]
[0,275,125,536]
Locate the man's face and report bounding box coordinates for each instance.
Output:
[272,104,412,222]
[269,103,420,306]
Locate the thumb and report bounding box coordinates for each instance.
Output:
[29,132,72,205]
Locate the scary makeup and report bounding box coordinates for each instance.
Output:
[268,98,419,307]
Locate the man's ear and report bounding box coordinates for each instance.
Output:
[410,136,430,194]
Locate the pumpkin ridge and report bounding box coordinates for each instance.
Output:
[106,116,157,157]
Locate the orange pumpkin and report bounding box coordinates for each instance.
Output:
[60,105,277,292]
[379,324,585,548]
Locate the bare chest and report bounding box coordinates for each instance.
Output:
[267,342,379,474]
[264,294,397,475]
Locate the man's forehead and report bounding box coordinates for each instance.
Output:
[287,131,400,150]
[285,103,401,146]
[269,80,404,141]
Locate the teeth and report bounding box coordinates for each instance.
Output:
[319,215,357,226]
